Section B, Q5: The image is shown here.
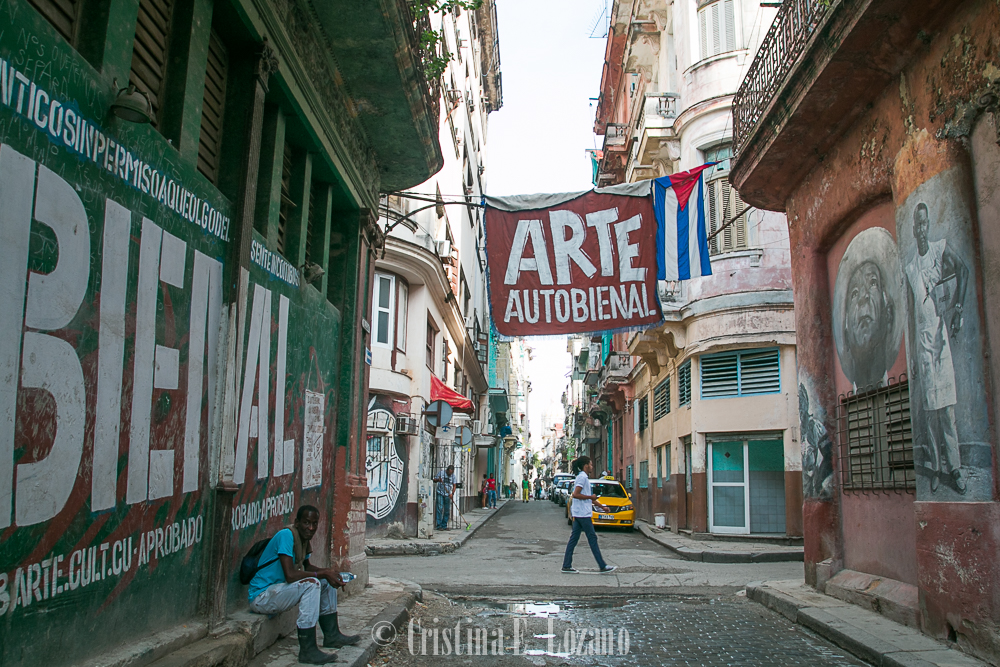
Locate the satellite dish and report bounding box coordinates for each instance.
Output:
[456,426,473,447]
[424,400,453,428]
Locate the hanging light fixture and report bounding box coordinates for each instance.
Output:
[110,81,153,124]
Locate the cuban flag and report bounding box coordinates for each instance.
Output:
[654,164,716,281]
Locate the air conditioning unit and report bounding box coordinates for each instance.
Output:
[436,240,452,258]
[465,316,476,329]
[395,415,419,436]
[485,423,494,434]
[472,420,482,435]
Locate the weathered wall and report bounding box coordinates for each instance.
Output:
[364,395,409,539]
[780,0,1000,658]
[0,1,366,662]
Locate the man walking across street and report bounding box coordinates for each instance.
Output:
[434,465,457,530]
[247,505,360,664]
[562,456,617,574]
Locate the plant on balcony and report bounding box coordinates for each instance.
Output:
[411,0,484,80]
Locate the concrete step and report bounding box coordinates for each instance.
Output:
[144,634,249,667]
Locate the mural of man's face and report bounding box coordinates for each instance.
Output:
[913,207,930,255]
[846,261,886,353]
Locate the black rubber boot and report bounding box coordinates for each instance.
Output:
[320,612,362,648]
[297,626,337,664]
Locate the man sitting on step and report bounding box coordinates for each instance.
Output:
[247,505,361,664]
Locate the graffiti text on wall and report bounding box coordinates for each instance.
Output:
[251,238,300,287]
[231,491,296,531]
[0,57,231,241]
[0,514,203,616]
[0,144,224,527]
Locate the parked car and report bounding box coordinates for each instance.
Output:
[555,479,573,506]
[550,473,573,502]
[566,477,635,530]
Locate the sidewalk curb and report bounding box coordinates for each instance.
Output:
[746,581,989,667]
[367,500,512,557]
[342,582,422,667]
[636,522,804,563]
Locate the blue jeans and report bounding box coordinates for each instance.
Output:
[563,517,607,570]
[435,492,451,529]
[487,489,497,507]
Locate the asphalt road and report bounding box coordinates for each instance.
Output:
[368,499,866,665]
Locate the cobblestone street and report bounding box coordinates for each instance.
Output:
[369,500,865,665]
[370,591,866,666]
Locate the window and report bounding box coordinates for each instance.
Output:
[700,348,781,398]
[837,381,914,491]
[197,29,228,183]
[129,0,177,128]
[396,282,408,352]
[664,445,671,482]
[638,460,649,489]
[678,361,692,406]
[277,142,294,255]
[372,273,395,347]
[656,448,662,488]
[29,0,81,45]
[704,147,748,255]
[461,273,471,318]
[426,318,438,370]
[653,378,671,420]
[441,338,450,379]
[683,436,692,492]
[698,0,737,61]
[638,395,649,432]
[626,464,634,490]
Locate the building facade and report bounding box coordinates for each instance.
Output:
[732,0,1000,661]
[587,0,801,537]
[366,1,503,539]
[0,0,442,663]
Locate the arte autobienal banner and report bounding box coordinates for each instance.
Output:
[485,182,663,337]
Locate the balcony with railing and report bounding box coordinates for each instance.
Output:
[730,0,955,211]
[598,351,633,398]
[629,92,681,181]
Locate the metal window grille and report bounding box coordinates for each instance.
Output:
[277,142,294,255]
[656,448,662,488]
[639,460,649,489]
[626,464,633,489]
[836,377,915,492]
[678,361,692,406]
[638,395,649,432]
[700,348,780,398]
[653,378,671,419]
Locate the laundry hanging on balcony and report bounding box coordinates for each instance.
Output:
[483,165,715,337]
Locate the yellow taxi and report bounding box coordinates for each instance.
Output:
[565,476,635,529]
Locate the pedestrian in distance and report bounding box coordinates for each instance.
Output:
[534,477,542,500]
[486,474,498,508]
[246,505,360,664]
[522,476,530,502]
[480,473,489,508]
[433,465,457,530]
[562,456,617,574]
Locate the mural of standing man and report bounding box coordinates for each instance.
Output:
[903,202,968,494]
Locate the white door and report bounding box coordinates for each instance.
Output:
[708,440,750,534]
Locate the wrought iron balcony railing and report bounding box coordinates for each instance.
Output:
[732,0,834,157]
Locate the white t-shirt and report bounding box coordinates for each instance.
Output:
[570,471,594,518]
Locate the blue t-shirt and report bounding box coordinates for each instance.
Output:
[248,528,295,602]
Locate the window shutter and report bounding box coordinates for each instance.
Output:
[29,0,81,45]
[724,0,737,51]
[653,378,670,420]
[739,349,781,395]
[699,9,708,60]
[678,361,692,406]
[711,2,721,55]
[633,399,640,434]
[197,29,228,184]
[721,182,733,251]
[277,142,294,255]
[732,183,746,249]
[305,182,318,264]
[701,351,739,398]
[130,0,176,127]
[707,180,719,254]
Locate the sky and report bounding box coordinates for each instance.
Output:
[485,0,610,448]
